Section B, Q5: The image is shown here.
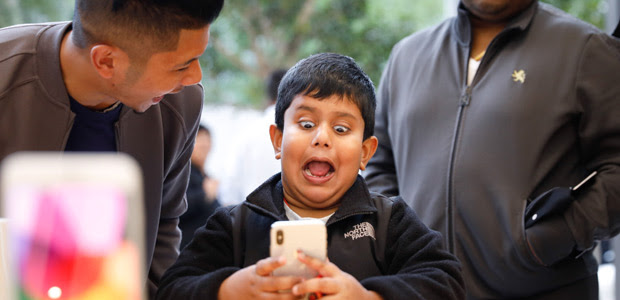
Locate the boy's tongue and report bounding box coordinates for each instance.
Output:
[307,161,331,177]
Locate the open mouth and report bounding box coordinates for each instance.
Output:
[303,160,335,178]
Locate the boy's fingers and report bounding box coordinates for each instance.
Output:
[255,256,287,276]
[262,292,298,300]
[292,277,338,296]
[296,250,336,277]
[258,275,304,293]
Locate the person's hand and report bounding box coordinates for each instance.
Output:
[218,256,303,300]
[292,251,383,300]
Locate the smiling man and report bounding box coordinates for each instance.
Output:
[0,0,224,298]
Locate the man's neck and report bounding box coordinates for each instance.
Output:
[469,17,506,59]
[60,31,117,111]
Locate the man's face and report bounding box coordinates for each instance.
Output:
[113,26,210,112]
[270,94,377,210]
[462,0,535,23]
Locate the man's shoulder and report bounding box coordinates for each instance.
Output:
[391,18,454,56]
[0,22,69,102]
[0,22,68,52]
[536,3,601,35]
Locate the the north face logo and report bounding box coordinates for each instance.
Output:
[344,222,376,240]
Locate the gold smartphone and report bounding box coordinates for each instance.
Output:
[270,219,327,278]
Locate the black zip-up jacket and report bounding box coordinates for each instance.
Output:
[364,2,620,298]
[157,174,465,299]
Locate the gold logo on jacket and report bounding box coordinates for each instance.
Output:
[512,69,526,84]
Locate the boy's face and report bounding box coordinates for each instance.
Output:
[270,94,378,211]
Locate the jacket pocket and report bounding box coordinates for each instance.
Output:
[524,214,576,266]
[524,187,573,228]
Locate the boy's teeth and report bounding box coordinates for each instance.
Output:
[304,168,332,178]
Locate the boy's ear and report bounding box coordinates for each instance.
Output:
[359,136,378,171]
[90,44,128,80]
[269,124,283,160]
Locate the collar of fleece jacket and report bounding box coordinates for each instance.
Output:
[243,173,378,226]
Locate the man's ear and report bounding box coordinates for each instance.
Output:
[90,44,128,80]
[359,136,378,171]
[269,124,283,160]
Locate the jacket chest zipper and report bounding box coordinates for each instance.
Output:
[445,28,505,254]
[446,87,471,254]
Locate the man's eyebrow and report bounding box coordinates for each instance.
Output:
[174,57,199,68]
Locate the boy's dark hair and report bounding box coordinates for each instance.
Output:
[266,69,288,103]
[72,0,224,63]
[275,53,376,140]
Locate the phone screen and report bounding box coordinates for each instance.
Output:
[0,153,144,300]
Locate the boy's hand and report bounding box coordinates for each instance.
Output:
[292,251,383,300]
[218,256,303,300]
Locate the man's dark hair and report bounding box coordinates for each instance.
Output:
[275,53,376,141]
[72,0,224,60]
[266,69,288,103]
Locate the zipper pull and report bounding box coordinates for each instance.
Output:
[459,87,471,107]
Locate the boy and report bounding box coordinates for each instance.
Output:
[156,53,465,299]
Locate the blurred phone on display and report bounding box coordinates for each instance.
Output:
[0,152,145,300]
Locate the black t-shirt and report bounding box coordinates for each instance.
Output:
[64,97,123,152]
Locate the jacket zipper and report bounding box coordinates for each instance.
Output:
[446,86,471,253]
[445,27,506,254]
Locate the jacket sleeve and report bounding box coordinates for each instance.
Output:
[362,50,400,197]
[148,86,204,296]
[567,33,620,249]
[156,206,240,299]
[527,33,620,266]
[360,197,465,299]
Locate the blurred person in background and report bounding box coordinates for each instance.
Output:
[219,69,288,206]
[364,0,620,299]
[179,125,220,249]
[0,0,224,297]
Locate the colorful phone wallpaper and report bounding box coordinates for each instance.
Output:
[5,184,141,300]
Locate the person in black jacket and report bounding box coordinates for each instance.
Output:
[364,0,620,299]
[156,53,465,300]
